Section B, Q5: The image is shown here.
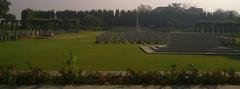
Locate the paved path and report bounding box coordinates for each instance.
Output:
[1,85,240,89]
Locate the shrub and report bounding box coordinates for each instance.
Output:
[1,64,240,85]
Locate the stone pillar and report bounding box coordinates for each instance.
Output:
[205,23,208,33]
[229,23,232,34]
[223,23,227,34]
[75,21,77,32]
[219,24,223,34]
[203,23,206,33]
[0,21,2,30]
[218,24,221,34]
[197,25,200,33]
[208,23,212,33]
[237,24,240,33]
[203,23,207,33]
[213,24,216,34]
[5,21,8,30]
[194,25,198,33]
[234,24,237,33]
[232,38,236,46]
[228,23,232,34]
[53,21,56,31]
[11,21,14,30]
[231,23,235,34]
[199,24,202,33]
[16,21,20,30]
[45,21,49,34]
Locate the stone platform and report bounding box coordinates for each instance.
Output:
[140,33,240,55]
[140,45,240,55]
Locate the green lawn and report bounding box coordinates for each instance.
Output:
[0,31,240,71]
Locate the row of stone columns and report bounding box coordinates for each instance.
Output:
[0,20,21,30]
[194,22,240,34]
[0,19,79,42]
[219,37,236,46]
[0,20,78,31]
[0,31,18,42]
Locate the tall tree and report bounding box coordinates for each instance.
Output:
[0,0,14,19]
[21,9,35,20]
[137,4,152,13]
[20,3,240,28]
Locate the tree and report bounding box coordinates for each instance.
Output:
[226,10,239,19]
[80,15,103,27]
[137,4,152,13]
[34,10,55,19]
[114,9,120,26]
[5,13,15,20]
[168,3,184,10]
[56,10,77,19]
[21,9,35,20]
[19,3,240,28]
[0,0,13,19]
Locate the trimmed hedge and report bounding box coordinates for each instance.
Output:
[0,65,240,85]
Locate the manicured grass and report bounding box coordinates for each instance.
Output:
[0,31,240,71]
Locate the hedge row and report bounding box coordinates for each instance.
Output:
[0,65,240,85]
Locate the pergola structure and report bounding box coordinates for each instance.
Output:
[0,19,79,42]
[194,21,240,46]
[0,20,22,30]
[0,20,21,42]
[0,19,79,31]
[194,21,240,34]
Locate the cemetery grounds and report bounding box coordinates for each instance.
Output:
[0,31,240,71]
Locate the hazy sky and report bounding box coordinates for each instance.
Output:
[9,0,240,19]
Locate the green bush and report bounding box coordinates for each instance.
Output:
[1,64,240,85]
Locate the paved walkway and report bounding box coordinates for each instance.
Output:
[1,85,240,89]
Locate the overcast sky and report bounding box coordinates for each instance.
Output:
[9,0,240,19]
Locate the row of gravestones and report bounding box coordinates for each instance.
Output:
[95,31,169,44]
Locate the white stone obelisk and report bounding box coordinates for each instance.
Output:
[136,11,141,32]
[136,2,141,32]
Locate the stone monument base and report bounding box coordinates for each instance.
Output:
[140,45,240,55]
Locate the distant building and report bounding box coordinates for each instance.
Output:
[185,7,204,15]
[153,7,172,12]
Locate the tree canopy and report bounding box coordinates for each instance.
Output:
[21,3,240,28]
[0,0,16,20]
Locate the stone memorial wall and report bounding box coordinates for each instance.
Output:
[167,33,219,49]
